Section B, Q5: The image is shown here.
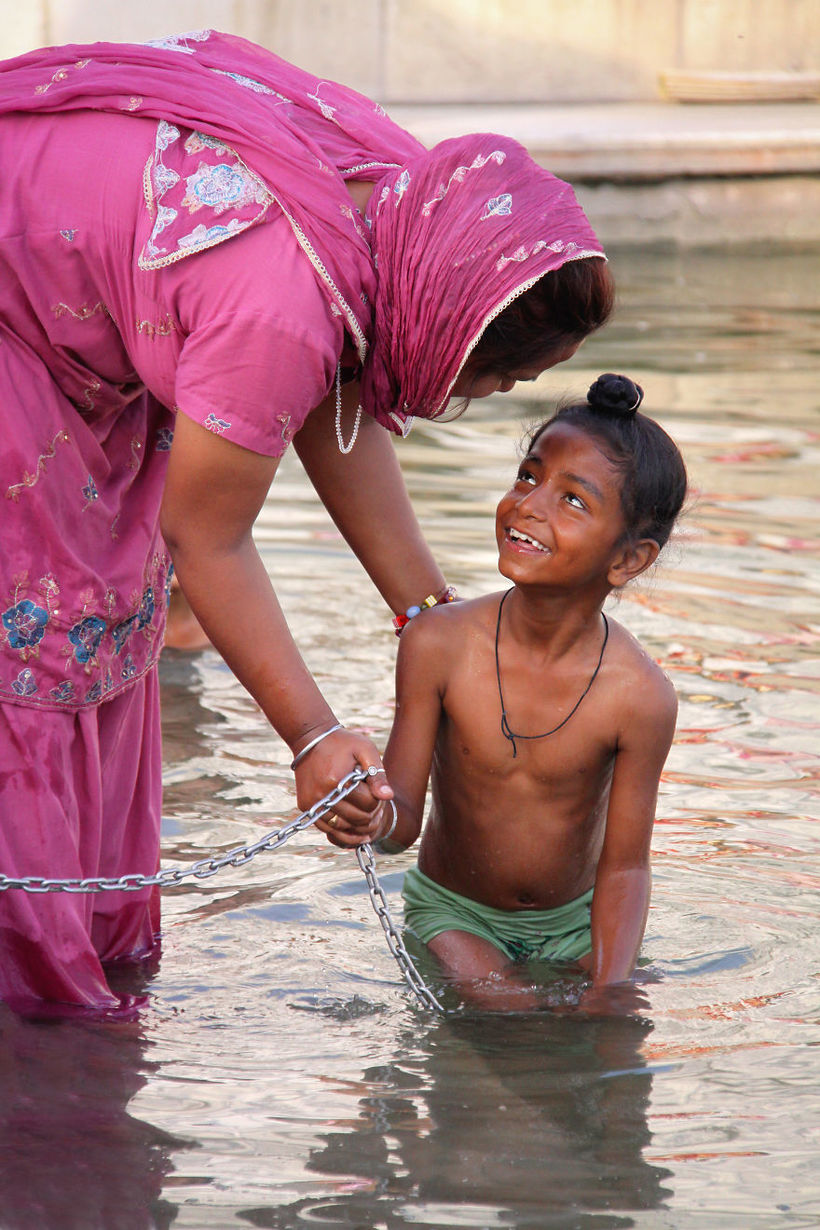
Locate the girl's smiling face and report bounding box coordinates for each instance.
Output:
[495,421,632,594]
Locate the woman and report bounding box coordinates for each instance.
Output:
[0,30,613,1008]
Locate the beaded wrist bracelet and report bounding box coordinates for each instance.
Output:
[392,585,458,636]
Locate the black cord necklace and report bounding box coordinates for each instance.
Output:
[494,589,609,758]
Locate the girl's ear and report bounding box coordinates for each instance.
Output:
[608,538,660,589]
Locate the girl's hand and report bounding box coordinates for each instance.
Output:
[292,727,393,844]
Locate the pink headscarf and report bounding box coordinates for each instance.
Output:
[0,30,605,434]
[361,136,606,430]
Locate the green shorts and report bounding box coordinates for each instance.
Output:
[402,865,593,964]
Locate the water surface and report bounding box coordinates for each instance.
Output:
[1,245,817,1229]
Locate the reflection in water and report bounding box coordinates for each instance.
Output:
[239,1014,670,1229]
[0,1004,188,1230]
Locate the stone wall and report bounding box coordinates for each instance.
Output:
[3,0,818,104]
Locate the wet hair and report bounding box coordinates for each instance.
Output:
[469,256,615,375]
[529,372,688,550]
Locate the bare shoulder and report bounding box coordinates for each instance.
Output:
[398,591,503,655]
[605,614,678,727]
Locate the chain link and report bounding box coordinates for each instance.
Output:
[0,767,443,1013]
[0,769,368,895]
[356,842,444,1013]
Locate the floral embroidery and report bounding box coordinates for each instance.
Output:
[78,379,102,414]
[146,30,213,54]
[137,588,155,629]
[276,414,293,446]
[82,476,98,508]
[121,97,143,112]
[67,615,106,664]
[156,428,174,452]
[3,600,49,652]
[136,315,178,339]
[307,83,337,122]
[128,437,143,473]
[51,301,109,321]
[35,66,70,95]
[2,561,169,710]
[60,229,77,242]
[213,69,290,102]
[204,413,231,435]
[178,220,245,251]
[6,431,70,502]
[140,123,273,269]
[182,162,265,214]
[157,120,181,152]
[111,615,138,654]
[50,681,76,703]
[481,193,512,220]
[11,668,38,697]
[495,239,578,272]
[393,170,411,203]
[421,151,507,217]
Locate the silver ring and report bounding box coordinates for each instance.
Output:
[366,765,381,777]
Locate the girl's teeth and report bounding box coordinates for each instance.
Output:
[510,529,547,552]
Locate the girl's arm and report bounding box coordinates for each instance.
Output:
[292,380,448,614]
[326,613,446,850]
[160,410,392,826]
[585,671,678,1004]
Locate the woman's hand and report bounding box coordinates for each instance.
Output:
[293,727,393,846]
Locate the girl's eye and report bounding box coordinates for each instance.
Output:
[565,492,586,510]
[515,469,536,486]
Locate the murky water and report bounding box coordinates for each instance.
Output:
[0,245,817,1229]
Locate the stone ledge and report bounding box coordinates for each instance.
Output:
[387,101,820,180]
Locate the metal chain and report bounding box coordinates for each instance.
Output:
[0,768,368,895]
[356,842,444,1013]
[0,767,443,1013]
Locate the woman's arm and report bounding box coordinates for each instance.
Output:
[585,672,678,1001]
[293,380,448,614]
[160,410,392,825]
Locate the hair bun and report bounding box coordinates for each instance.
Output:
[587,373,644,417]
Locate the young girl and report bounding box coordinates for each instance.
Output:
[325,373,687,1012]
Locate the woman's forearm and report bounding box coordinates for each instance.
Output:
[294,387,446,612]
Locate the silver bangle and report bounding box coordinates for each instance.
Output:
[290,722,344,770]
[377,799,398,841]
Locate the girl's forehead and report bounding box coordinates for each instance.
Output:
[529,419,613,465]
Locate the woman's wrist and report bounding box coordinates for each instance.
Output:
[392,584,458,636]
[289,720,345,769]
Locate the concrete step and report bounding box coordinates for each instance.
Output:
[388,101,820,181]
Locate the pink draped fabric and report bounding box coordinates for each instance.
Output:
[0,28,422,371]
[362,135,606,426]
[0,671,162,1012]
